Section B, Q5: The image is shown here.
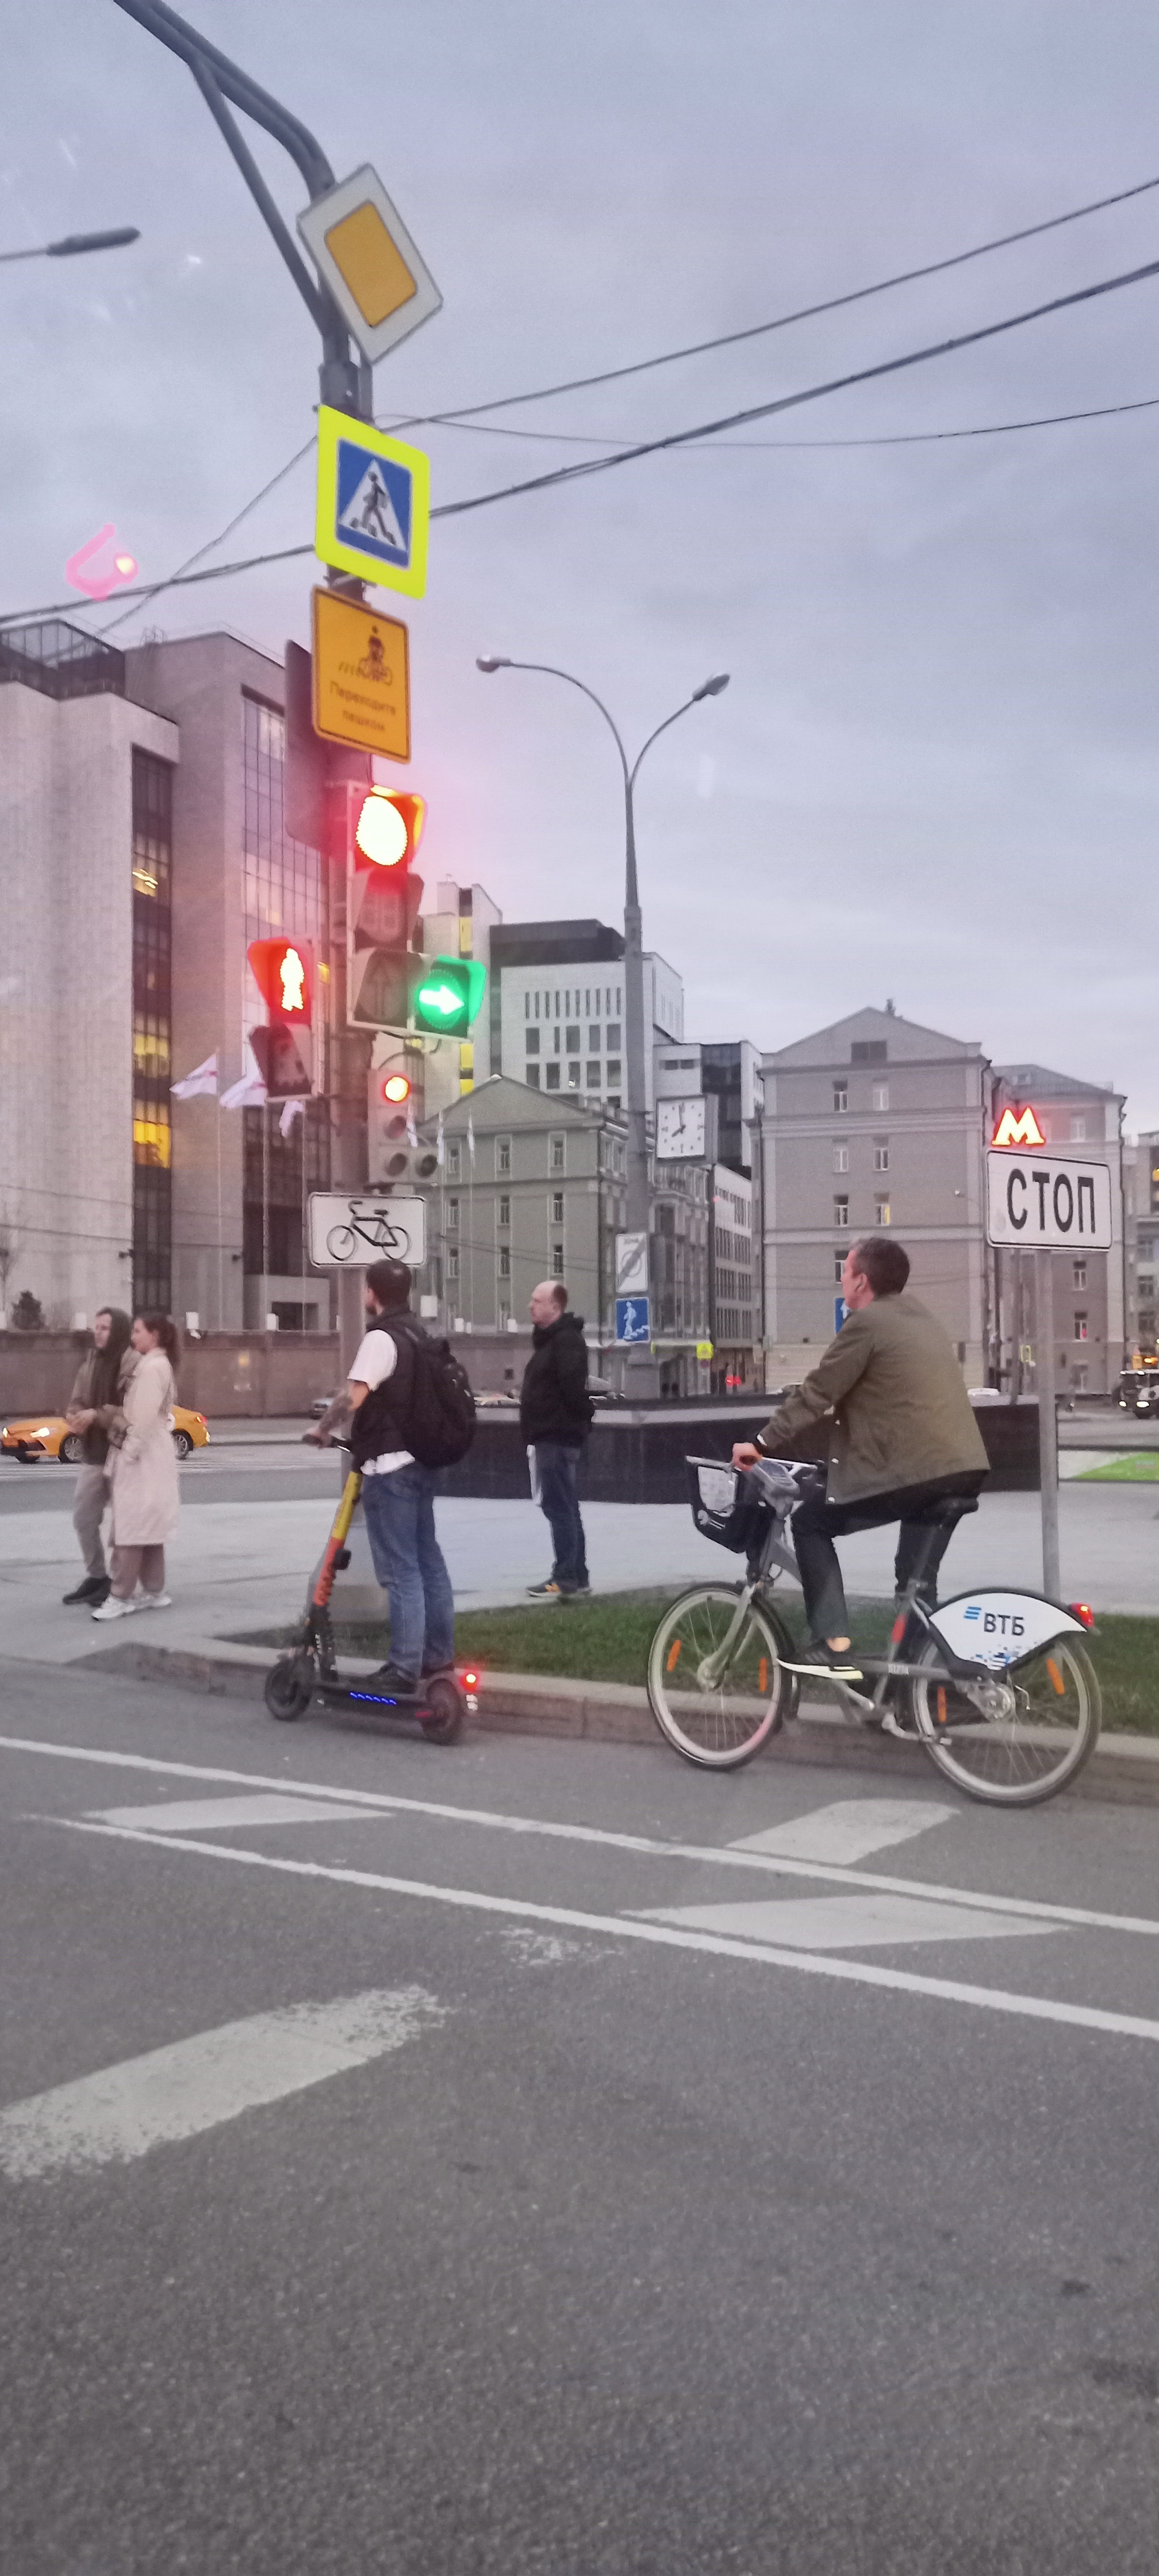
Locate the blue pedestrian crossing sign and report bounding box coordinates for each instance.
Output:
[616,1295,651,1345]
[315,405,430,599]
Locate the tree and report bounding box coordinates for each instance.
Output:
[11,1290,44,1332]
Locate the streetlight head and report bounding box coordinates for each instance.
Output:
[693,672,730,701]
[46,227,141,258]
[475,655,511,674]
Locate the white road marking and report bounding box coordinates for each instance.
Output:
[635,1893,1057,1950]
[39,1818,1159,2048]
[731,1799,956,1866]
[91,1794,376,1834]
[5,1734,1159,1941]
[0,1987,444,2183]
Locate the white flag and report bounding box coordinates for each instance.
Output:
[436,1113,445,1168]
[467,1112,475,1164]
[171,1051,218,1100]
[279,1099,304,1138]
[220,1068,267,1110]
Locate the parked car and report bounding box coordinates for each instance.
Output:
[0,1407,210,1463]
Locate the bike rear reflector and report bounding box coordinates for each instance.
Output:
[461,1669,479,1690]
[1067,1602,1095,1629]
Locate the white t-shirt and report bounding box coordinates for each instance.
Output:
[349,1328,413,1477]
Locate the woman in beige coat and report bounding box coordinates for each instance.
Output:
[92,1314,181,1620]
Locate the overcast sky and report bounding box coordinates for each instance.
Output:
[7,1,1159,1121]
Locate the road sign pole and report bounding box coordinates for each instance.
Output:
[1036,1248,1061,1597]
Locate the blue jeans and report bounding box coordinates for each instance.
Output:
[360,1463,455,1682]
[536,1440,588,1590]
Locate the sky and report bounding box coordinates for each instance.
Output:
[6,0,1159,1121]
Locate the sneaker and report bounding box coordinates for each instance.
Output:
[63,1574,108,1605]
[526,1579,561,1597]
[366,1663,419,1696]
[789,1641,865,1681]
[90,1596,139,1622]
[139,1593,172,1611]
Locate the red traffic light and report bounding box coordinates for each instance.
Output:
[355,789,425,869]
[247,938,312,1024]
[380,1072,411,1104]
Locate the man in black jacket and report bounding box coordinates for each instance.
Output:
[520,1280,593,1597]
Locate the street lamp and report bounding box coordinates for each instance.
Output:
[476,653,730,1380]
[0,228,141,266]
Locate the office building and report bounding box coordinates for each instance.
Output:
[490,918,684,1111]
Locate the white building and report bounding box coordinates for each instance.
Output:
[498,946,683,1111]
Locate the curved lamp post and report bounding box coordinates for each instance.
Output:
[476,655,728,1367]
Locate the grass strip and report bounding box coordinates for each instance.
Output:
[1076,1454,1159,1482]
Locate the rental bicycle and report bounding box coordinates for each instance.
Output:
[646,1457,1100,1807]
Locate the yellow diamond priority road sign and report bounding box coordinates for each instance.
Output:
[297,165,442,366]
[311,589,410,762]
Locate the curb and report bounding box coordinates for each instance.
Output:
[76,1635,1159,1807]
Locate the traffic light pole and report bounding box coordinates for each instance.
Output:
[113,0,374,1370]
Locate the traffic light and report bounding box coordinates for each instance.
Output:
[247,938,313,1097]
[367,1065,440,1187]
[412,955,486,1038]
[344,786,425,1030]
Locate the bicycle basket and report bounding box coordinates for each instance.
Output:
[686,1456,770,1555]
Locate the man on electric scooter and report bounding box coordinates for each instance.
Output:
[733,1234,988,1678]
[308,1258,456,1696]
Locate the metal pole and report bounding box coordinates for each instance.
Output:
[1037,1247,1060,1596]
[216,1106,223,1328]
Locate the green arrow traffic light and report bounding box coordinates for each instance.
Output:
[412,955,486,1037]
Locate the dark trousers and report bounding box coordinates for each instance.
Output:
[535,1440,588,1590]
[791,1472,985,1642]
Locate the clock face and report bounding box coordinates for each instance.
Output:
[657,1095,705,1159]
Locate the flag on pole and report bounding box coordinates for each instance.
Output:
[279,1099,304,1139]
[406,1102,418,1149]
[171,1052,218,1099]
[436,1113,445,1167]
[467,1111,475,1164]
[220,1068,267,1110]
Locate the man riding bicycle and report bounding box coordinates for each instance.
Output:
[733,1234,987,1677]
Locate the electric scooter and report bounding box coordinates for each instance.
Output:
[264,1459,478,1743]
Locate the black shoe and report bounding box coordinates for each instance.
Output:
[63,1574,108,1605]
[789,1640,865,1681]
[526,1578,562,1597]
[367,1663,420,1697]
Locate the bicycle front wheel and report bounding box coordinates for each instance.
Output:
[647,1585,792,1769]
[909,1634,1100,1806]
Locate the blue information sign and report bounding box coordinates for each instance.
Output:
[615,1295,651,1346]
[834,1296,849,1333]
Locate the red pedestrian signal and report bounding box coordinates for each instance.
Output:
[247,938,314,1097]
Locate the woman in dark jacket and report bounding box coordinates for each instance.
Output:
[62,1308,136,1605]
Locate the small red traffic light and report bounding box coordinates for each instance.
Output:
[247,938,312,1023]
[355,789,425,869]
[381,1073,411,1105]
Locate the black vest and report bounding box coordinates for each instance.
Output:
[350,1322,417,1468]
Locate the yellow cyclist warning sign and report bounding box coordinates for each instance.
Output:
[310,588,410,762]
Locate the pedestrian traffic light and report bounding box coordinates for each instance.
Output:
[367,1063,440,1186]
[412,956,486,1038]
[344,787,425,1030]
[247,938,313,1097]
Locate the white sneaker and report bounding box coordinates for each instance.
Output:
[91,1596,139,1621]
[140,1593,172,1610]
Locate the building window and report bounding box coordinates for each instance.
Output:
[447,1247,459,1282]
[1074,1312,1088,1341]
[498,1245,511,1279]
[545,1062,561,1090]
[1073,1261,1087,1290]
[526,1065,541,1090]
[1070,1115,1087,1142]
[565,1024,580,1054]
[607,1059,621,1087]
[551,1244,565,1278]
[876,1199,891,1226]
[498,1194,511,1228]
[588,1025,600,1052]
[834,1197,849,1228]
[851,1040,887,1064]
[872,1082,889,1112]
[498,1305,511,1330]
[525,992,530,1018]
[497,1137,511,1175]
[833,1083,848,1113]
[447,1197,459,1230]
[567,1062,581,1089]
[525,1028,540,1055]
[551,1136,566,1172]
[447,1141,462,1178]
[873,1141,889,1172]
[552,1026,561,1053]
[131,749,174,1313]
[586,1060,601,1088]
[834,1252,846,1282]
[552,1191,564,1224]
[832,1143,849,1173]
[1073,1363,1088,1393]
[607,1023,621,1051]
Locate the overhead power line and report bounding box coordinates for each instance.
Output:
[7,237,1159,631]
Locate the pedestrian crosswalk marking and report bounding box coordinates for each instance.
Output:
[91,1793,376,1834]
[633,1893,1056,1952]
[731,1799,956,1868]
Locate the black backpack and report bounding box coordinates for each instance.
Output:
[391,1318,476,1470]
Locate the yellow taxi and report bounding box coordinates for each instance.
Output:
[0,1407,210,1464]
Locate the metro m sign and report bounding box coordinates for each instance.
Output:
[985,1151,1113,1251]
[992,1104,1045,1149]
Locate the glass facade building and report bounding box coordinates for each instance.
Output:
[131,748,174,1313]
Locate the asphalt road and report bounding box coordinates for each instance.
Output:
[3,1658,1159,2574]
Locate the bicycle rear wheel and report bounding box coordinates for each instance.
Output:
[909,1635,1100,1805]
[647,1585,793,1769]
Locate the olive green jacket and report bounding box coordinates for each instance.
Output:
[758,1293,988,1504]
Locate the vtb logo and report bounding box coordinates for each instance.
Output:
[991,1105,1045,1149]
